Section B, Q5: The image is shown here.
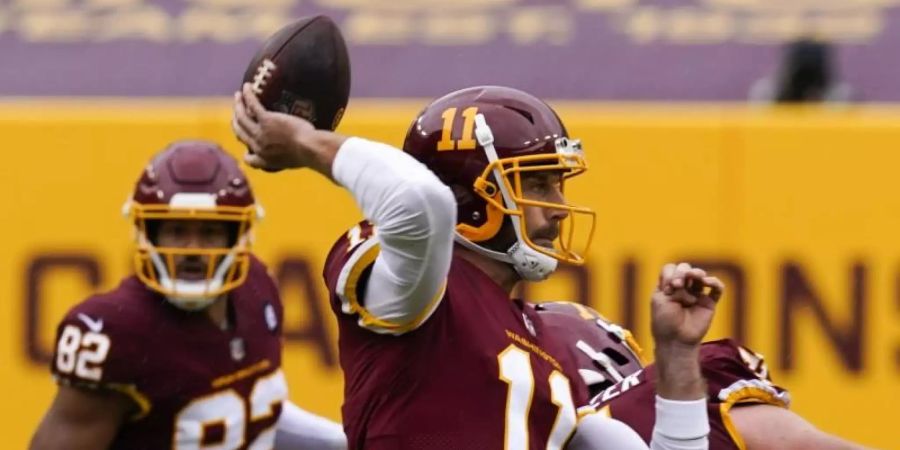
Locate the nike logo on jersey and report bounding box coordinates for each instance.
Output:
[77,313,104,332]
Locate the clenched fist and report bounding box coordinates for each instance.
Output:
[651,262,723,348]
[651,262,724,400]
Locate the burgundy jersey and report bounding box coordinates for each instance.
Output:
[590,339,791,450]
[50,255,286,450]
[324,222,592,450]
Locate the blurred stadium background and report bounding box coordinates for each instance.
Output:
[2,0,899,448]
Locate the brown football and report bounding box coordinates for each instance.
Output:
[242,15,351,131]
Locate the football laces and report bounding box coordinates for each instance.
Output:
[251,59,277,95]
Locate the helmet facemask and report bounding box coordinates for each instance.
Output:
[124,194,260,310]
[454,114,596,281]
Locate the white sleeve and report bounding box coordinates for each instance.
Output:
[332,137,456,334]
[567,413,649,450]
[649,397,709,450]
[274,401,346,450]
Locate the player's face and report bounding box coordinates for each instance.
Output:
[156,220,231,280]
[520,171,568,250]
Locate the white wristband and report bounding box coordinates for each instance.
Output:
[654,396,710,439]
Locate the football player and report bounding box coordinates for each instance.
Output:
[29,141,346,450]
[535,301,873,450]
[233,83,724,449]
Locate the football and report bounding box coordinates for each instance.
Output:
[242,15,351,131]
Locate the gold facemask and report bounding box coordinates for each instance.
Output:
[126,203,258,304]
[469,142,596,266]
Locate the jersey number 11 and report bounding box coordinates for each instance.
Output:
[499,345,578,450]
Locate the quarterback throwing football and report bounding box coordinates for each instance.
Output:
[234,83,723,450]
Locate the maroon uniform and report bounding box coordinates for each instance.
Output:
[50,256,286,450]
[590,340,791,450]
[323,221,592,450]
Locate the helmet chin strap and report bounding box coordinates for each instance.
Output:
[453,233,558,282]
[469,113,558,282]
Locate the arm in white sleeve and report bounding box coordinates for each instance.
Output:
[649,397,709,450]
[274,401,346,450]
[567,397,708,450]
[567,414,649,450]
[332,137,456,334]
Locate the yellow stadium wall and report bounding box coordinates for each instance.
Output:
[1,101,897,449]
